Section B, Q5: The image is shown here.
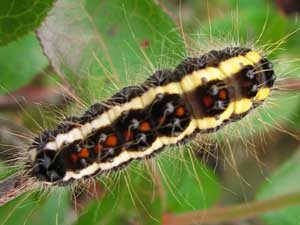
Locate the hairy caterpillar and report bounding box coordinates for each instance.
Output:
[29,47,275,184]
[1,1,300,225]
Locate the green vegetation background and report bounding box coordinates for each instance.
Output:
[0,0,300,225]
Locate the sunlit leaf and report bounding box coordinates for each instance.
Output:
[37,0,184,99]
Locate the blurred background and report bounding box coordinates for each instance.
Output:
[0,0,300,225]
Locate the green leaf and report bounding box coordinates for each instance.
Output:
[0,0,55,45]
[194,0,288,49]
[160,149,221,213]
[0,32,48,95]
[0,189,70,225]
[73,185,124,225]
[256,151,300,225]
[37,0,184,100]
[123,167,163,225]
[0,191,44,225]
[27,189,70,225]
[0,193,37,225]
[74,168,163,225]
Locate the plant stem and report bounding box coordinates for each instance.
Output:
[163,191,300,225]
[276,78,300,91]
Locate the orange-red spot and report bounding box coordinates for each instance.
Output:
[79,148,89,158]
[124,130,134,141]
[71,153,78,163]
[202,96,213,107]
[175,106,185,117]
[219,90,227,100]
[139,121,151,132]
[106,135,118,147]
[95,144,103,153]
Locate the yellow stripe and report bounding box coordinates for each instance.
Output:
[245,51,262,64]
[180,67,225,92]
[163,82,184,94]
[141,82,183,107]
[158,119,198,145]
[254,88,270,101]
[180,71,202,93]
[196,102,235,130]
[219,55,254,76]
[234,99,253,114]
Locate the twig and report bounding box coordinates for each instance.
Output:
[275,78,300,91]
[163,191,300,225]
[154,0,179,27]
[0,172,35,206]
[0,86,70,109]
[153,0,189,52]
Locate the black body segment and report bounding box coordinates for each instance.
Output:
[148,93,191,136]
[115,109,156,151]
[193,80,232,118]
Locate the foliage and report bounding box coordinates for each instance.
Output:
[0,0,300,225]
[0,0,55,45]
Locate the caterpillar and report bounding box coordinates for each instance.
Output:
[29,47,275,184]
[2,2,299,225]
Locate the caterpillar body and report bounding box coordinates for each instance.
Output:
[29,47,275,184]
